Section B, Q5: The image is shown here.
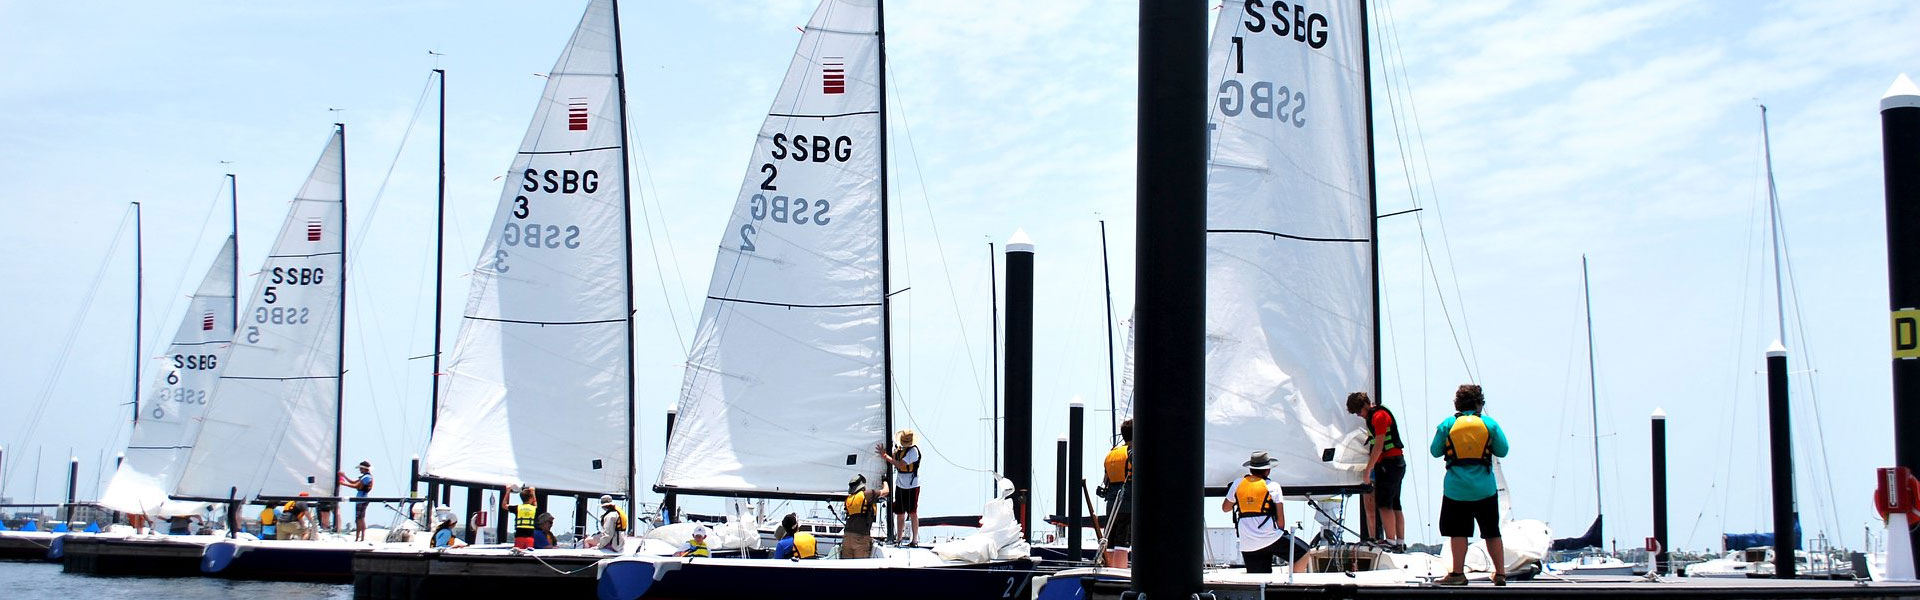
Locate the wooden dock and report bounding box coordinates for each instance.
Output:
[352,547,608,600]
[59,535,215,577]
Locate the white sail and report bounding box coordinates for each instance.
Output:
[421,0,632,495]
[1116,316,1135,426]
[175,128,345,499]
[657,0,887,498]
[99,236,236,516]
[1202,0,1373,491]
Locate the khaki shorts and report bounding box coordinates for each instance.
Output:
[840,533,873,558]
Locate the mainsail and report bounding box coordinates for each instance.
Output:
[421,0,634,495]
[1200,0,1375,491]
[656,0,887,499]
[175,127,346,499]
[99,236,236,515]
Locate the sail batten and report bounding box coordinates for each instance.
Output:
[99,235,237,516]
[174,128,346,500]
[421,0,632,495]
[657,0,887,499]
[1197,0,1375,490]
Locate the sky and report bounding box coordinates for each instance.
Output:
[1,0,1916,553]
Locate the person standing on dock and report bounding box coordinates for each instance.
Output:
[841,474,889,558]
[338,460,373,541]
[877,429,923,545]
[1223,451,1291,573]
[1431,384,1510,586]
[1347,392,1407,552]
[1098,418,1134,547]
[503,483,538,550]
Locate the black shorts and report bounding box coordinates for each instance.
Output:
[893,486,920,512]
[1371,456,1406,511]
[1439,496,1501,539]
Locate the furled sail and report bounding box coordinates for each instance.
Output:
[657,0,887,498]
[421,0,632,495]
[1201,0,1374,492]
[99,236,236,515]
[175,128,345,499]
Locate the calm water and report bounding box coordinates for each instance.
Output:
[0,560,351,599]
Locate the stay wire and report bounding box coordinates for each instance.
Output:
[18,207,137,454]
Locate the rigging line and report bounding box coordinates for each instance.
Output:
[1778,219,1845,547]
[346,282,400,465]
[1414,215,1476,382]
[18,207,136,452]
[626,124,693,354]
[893,386,994,475]
[1379,0,1484,380]
[347,72,435,264]
[883,60,989,413]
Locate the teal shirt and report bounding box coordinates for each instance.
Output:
[1429,411,1509,501]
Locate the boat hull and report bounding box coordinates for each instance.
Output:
[60,534,217,577]
[0,531,58,561]
[597,555,1038,600]
[353,547,619,600]
[202,539,361,583]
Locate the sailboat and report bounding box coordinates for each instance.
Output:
[62,127,351,578]
[596,2,1038,598]
[1546,256,1634,576]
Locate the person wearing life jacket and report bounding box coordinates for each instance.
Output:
[589,495,626,553]
[1347,391,1407,552]
[1097,418,1134,547]
[1429,384,1510,586]
[1220,451,1291,574]
[840,473,890,559]
[502,483,539,550]
[673,525,712,557]
[774,513,820,560]
[258,504,278,539]
[876,429,924,545]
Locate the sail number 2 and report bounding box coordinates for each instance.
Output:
[738,133,847,252]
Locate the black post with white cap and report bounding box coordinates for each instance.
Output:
[1005,229,1034,541]
[1069,396,1086,560]
[64,456,78,528]
[1881,72,1920,578]
[1650,408,1669,575]
[1055,433,1067,539]
[1765,341,1796,578]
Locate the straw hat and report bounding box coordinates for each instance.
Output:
[896,429,917,446]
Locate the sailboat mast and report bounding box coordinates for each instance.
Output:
[609,0,639,514]
[132,201,143,425]
[1760,105,1788,344]
[877,0,895,454]
[989,241,999,473]
[1100,220,1117,439]
[228,174,239,320]
[1359,0,1383,404]
[431,68,447,431]
[335,122,348,491]
[1582,255,1603,528]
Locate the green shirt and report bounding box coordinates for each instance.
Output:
[1429,411,1509,501]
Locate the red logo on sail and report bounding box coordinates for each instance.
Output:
[568,98,589,131]
[822,58,846,95]
[202,312,216,331]
[307,218,323,242]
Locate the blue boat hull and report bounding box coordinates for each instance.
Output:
[598,557,1038,600]
[202,540,358,583]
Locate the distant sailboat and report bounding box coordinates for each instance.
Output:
[1546,256,1633,575]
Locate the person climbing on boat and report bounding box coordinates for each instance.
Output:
[841,473,890,558]
[503,483,538,550]
[876,429,923,545]
[773,513,819,560]
[674,525,712,557]
[1222,451,1291,574]
[1431,384,1510,586]
[1097,418,1134,547]
[431,507,468,548]
[337,460,373,541]
[1347,391,1407,552]
[588,494,626,553]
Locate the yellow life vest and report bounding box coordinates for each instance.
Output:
[611,506,629,531]
[894,446,920,473]
[685,538,710,557]
[1103,444,1131,485]
[515,503,537,531]
[259,507,276,526]
[1444,414,1492,467]
[793,532,818,558]
[846,491,869,516]
[1234,475,1277,523]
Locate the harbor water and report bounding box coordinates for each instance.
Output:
[1,561,350,599]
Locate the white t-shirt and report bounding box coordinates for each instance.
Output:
[896,446,922,489]
[1224,476,1284,552]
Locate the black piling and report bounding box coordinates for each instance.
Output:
[63,456,77,527]
[1133,0,1208,596]
[1055,434,1067,539]
[1651,408,1669,575]
[664,408,678,524]
[1069,397,1086,560]
[1881,73,1920,577]
[1765,342,1796,578]
[1005,232,1035,541]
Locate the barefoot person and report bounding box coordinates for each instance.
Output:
[1346,392,1406,551]
[1431,384,1510,586]
[876,429,922,545]
[337,461,373,541]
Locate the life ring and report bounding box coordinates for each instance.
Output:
[1874,472,1920,524]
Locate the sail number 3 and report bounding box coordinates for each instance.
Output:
[494,168,595,272]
